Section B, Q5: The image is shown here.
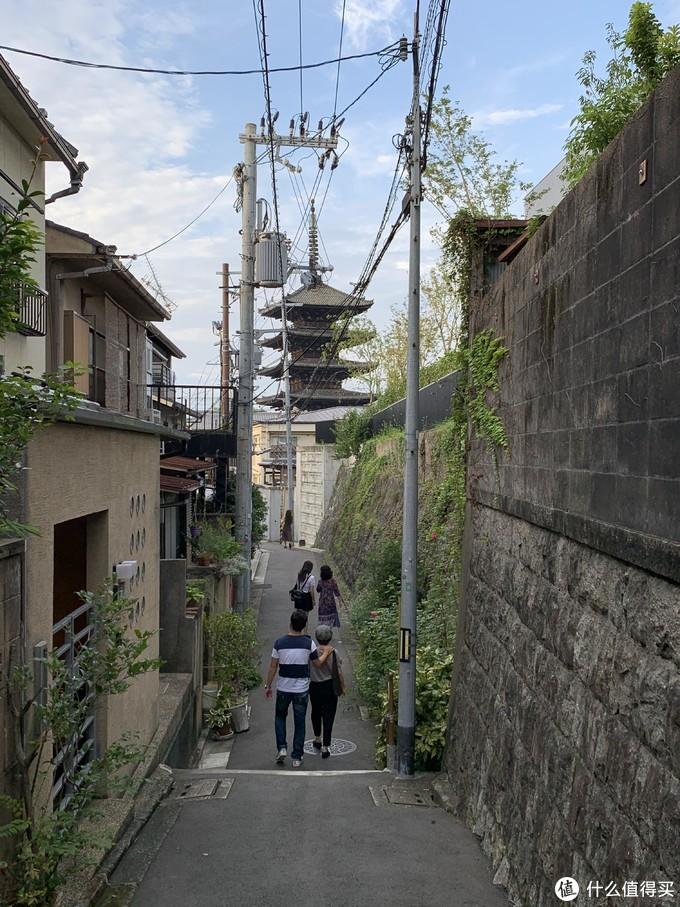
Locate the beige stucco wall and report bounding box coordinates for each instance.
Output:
[0,115,47,376]
[251,421,316,485]
[25,421,161,756]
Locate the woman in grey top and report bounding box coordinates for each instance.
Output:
[309,625,345,758]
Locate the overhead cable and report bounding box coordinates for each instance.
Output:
[0,41,404,76]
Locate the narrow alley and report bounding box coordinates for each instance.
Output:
[107,543,509,907]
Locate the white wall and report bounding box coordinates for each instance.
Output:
[525,157,567,218]
[294,444,341,547]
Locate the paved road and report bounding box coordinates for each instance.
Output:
[227,543,377,771]
[110,543,509,907]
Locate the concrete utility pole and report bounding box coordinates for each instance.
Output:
[220,262,230,420]
[234,123,338,604]
[281,298,295,521]
[235,123,257,611]
[397,14,421,777]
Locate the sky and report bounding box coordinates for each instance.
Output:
[2,0,679,390]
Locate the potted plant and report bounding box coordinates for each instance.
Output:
[208,685,235,740]
[190,523,203,539]
[199,519,241,564]
[204,609,260,735]
[186,580,205,611]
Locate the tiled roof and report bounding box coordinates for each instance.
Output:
[160,474,201,493]
[160,456,215,473]
[260,280,372,318]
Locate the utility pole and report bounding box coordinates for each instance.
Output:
[220,262,230,421]
[397,13,421,777]
[234,122,338,605]
[280,297,294,522]
[234,123,257,612]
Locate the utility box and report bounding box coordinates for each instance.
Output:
[255,232,288,287]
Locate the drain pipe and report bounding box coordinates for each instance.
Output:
[45,161,89,206]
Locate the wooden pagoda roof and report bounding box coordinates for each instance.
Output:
[260,281,373,320]
[259,386,372,410]
[259,356,370,379]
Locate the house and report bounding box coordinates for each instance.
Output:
[0,54,87,381]
[18,220,191,807]
[0,55,88,803]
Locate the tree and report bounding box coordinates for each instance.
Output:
[564,2,680,187]
[425,85,528,220]
[421,266,460,357]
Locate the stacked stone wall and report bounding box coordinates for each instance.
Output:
[447,66,680,904]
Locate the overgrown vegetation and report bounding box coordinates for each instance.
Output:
[0,583,159,905]
[564,1,680,186]
[328,85,520,768]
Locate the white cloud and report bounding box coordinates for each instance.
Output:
[473,103,563,127]
[336,0,406,50]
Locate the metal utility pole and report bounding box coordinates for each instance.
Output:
[397,15,421,777]
[220,262,230,420]
[235,123,257,611]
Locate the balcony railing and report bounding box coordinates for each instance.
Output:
[152,362,175,386]
[15,282,48,336]
[148,384,235,433]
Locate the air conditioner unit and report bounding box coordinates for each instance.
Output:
[151,409,162,424]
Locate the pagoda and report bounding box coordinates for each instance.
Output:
[258,201,373,411]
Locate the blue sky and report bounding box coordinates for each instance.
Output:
[2,0,679,387]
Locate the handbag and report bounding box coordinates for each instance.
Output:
[331,651,343,697]
[289,578,313,611]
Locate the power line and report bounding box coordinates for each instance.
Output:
[0,41,403,77]
[333,0,347,118]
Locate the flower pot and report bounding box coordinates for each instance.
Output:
[228,699,251,733]
[211,719,234,741]
[201,682,219,716]
[196,553,212,567]
[190,525,202,539]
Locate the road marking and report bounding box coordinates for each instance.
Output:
[173,768,389,778]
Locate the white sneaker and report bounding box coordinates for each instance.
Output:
[292,758,303,768]
[276,748,286,764]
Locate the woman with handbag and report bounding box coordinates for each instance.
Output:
[290,560,316,614]
[309,624,345,759]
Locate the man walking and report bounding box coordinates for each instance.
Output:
[264,609,332,767]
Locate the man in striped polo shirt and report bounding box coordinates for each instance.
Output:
[264,609,333,767]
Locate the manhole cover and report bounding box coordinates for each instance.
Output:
[384,786,436,807]
[178,779,233,801]
[303,738,357,756]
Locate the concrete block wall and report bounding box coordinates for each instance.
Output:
[295,445,341,547]
[447,66,680,904]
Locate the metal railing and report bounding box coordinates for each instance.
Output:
[147,384,235,432]
[48,600,96,811]
[15,282,48,336]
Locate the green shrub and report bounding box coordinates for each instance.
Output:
[334,409,371,458]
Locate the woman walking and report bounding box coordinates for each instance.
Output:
[280,510,293,549]
[316,565,343,628]
[290,560,316,614]
[309,625,345,758]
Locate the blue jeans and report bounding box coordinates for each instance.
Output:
[275,690,308,759]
